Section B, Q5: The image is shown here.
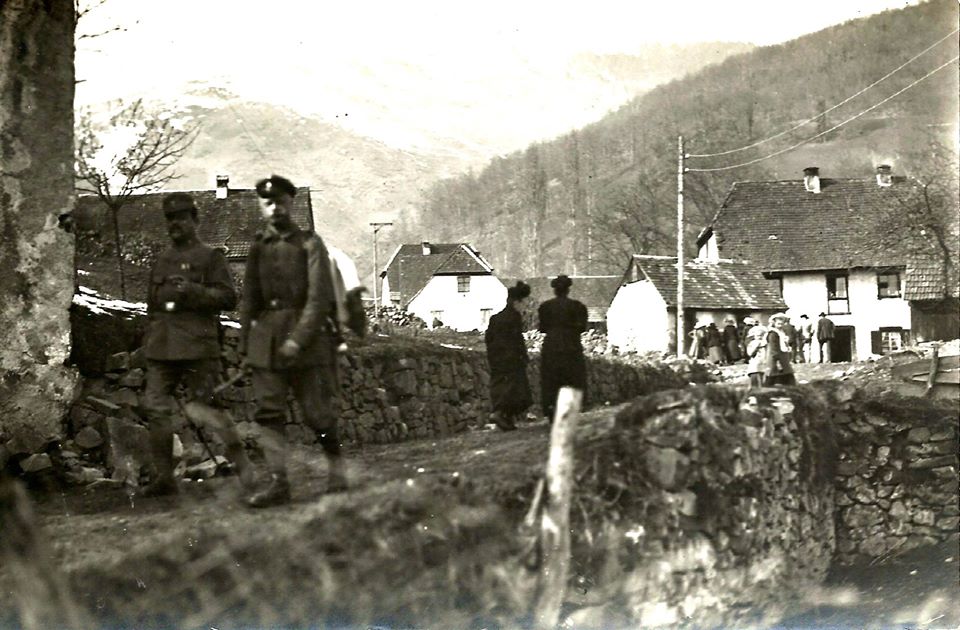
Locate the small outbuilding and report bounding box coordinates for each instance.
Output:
[606,255,786,354]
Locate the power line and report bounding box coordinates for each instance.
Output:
[685,55,958,173]
[686,27,960,159]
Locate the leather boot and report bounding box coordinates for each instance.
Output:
[141,425,178,497]
[247,473,290,508]
[326,455,348,493]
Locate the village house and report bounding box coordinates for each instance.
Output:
[696,166,958,361]
[73,176,316,279]
[607,255,785,354]
[525,276,621,332]
[379,242,506,331]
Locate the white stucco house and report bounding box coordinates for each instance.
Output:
[696,166,959,361]
[379,242,506,331]
[607,255,785,354]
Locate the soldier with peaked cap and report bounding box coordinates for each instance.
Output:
[140,192,242,497]
[239,174,345,507]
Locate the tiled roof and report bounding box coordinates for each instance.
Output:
[904,258,948,301]
[74,188,314,260]
[526,276,622,321]
[706,177,914,272]
[632,255,786,310]
[385,243,494,306]
[382,243,461,293]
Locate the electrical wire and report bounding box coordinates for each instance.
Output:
[685,55,958,173]
[686,27,960,159]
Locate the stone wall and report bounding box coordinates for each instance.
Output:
[830,384,958,563]
[0,1,78,460]
[558,385,840,628]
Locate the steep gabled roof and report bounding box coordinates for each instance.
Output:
[705,177,912,273]
[526,275,621,321]
[74,187,314,260]
[385,243,495,306]
[630,255,785,310]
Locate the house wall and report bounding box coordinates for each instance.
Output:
[607,281,670,353]
[781,270,911,360]
[697,233,720,261]
[407,275,507,332]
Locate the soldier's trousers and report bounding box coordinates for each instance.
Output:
[250,365,340,457]
[142,359,220,429]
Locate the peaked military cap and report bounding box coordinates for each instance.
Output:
[162,192,198,217]
[255,175,297,199]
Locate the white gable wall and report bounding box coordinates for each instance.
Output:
[697,233,720,261]
[780,270,911,360]
[607,280,670,353]
[407,275,507,331]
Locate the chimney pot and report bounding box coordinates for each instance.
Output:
[876,164,893,187]
[421,241,432,255]
[215,175,229,199]
[802,166,821,194]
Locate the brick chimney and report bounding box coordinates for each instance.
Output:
[215,174,229,199]
[876,164,892,187]
[421,241,432,255]
[803,167,821,194]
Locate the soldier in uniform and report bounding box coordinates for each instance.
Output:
[239,175,345,508]
[141,193,239,497]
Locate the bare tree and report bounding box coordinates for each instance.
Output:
[75,99,200,298]
[870,136,960,299]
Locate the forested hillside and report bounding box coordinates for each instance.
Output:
[398,0,959,279]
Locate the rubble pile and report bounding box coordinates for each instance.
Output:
[368,305,428,333]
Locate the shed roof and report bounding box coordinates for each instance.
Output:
[630,255,785,310]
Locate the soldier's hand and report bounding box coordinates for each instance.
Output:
[279,339,301,360]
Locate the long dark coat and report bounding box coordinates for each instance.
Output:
[484,305,532,415]
[537,295,588,418]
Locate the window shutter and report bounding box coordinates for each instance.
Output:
[871,331,882,355]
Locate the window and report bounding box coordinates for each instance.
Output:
[877,272,901,299]
[871,327,907,355]
[480,308,493,327]
[457,275,471,293]
[826,273,850,314]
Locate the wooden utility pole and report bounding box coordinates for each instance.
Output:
[676,135,685,358]
[370,222,392,319]
[534,386,583,629]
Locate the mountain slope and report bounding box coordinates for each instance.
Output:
[403,0,959,279]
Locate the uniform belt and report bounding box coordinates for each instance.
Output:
[263,298,304,310]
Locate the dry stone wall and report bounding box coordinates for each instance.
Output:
[556,385,840,628]
[829,384,958,563]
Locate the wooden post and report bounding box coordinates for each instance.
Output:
[926,342,941,396]
[534,386,583,629]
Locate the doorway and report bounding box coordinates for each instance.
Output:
[833,326,855,362]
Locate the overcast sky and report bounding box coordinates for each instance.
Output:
[76,0,923,152]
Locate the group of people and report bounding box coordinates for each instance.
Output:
[690,312,837,366]
[141,175,363,508]
[484,275,588,431]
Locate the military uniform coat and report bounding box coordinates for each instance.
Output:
[239,226,338,370]
[144,240,237,361]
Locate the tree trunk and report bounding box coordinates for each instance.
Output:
[0,0,78,453]
[110,205,127,299]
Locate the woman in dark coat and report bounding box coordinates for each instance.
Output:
[764,313,797,386]
[484,281,532,431]
[537,275,588,422]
